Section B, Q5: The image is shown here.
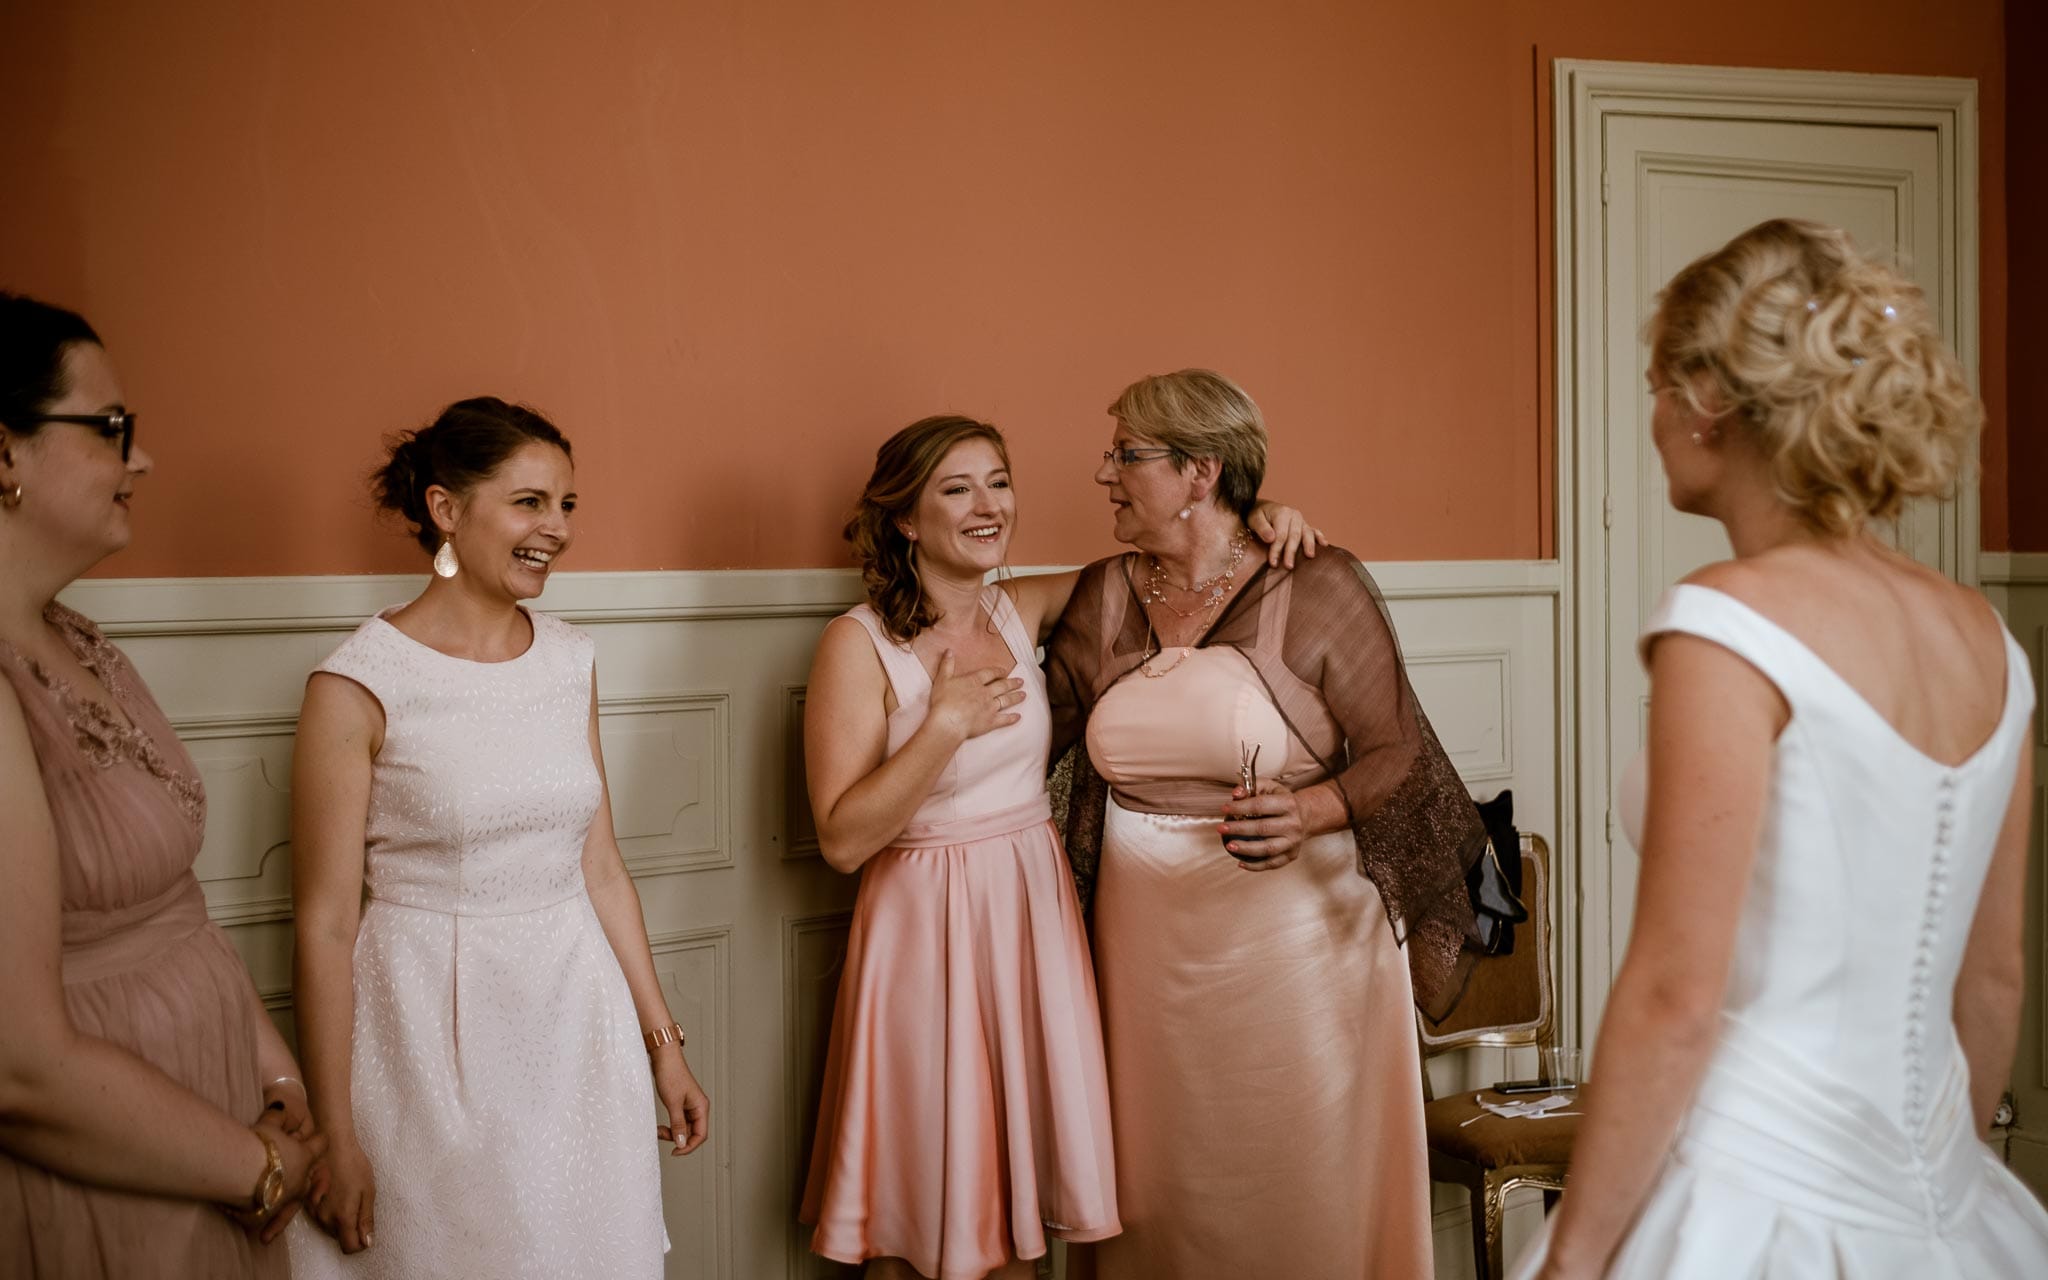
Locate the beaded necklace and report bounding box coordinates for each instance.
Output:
[1137,527,1248,678]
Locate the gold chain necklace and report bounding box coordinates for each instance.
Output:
[1140,528,1249,619]
[1138,530,1246,677]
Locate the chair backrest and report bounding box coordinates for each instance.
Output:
[1418,832,1552,1058]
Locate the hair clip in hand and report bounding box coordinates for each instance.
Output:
[1238,741,1260,795]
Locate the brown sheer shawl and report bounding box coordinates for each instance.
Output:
[1045,546,1486,1019]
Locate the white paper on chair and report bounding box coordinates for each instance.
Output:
[1461,1093,1581,1126]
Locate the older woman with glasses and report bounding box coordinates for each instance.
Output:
[0,292,326,1277]
[1047,369,1487,1279]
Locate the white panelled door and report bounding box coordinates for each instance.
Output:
[1548,62,1982,1056]
[1584,104,1971,1029]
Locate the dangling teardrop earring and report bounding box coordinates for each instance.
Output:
[433,538,460,579]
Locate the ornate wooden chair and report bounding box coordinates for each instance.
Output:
[1419,833,1574,1280]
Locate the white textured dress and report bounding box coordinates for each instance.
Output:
[1513,585,2048,1278]
[288,608,665,1279]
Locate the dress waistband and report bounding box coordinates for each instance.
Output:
[1676,1023,1989,1232]
[1110,768,1327,817]
[62,875,211,985]
[891,796,1053,848]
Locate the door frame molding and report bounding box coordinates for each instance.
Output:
[1551,59,1980,1045]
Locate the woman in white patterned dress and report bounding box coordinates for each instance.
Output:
[1516,220,2048,1278]
[288,397,709,1278]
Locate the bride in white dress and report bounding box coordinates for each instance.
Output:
[1517,219,2048,1278]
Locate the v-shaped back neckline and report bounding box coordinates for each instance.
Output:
[1677,584,2019,773]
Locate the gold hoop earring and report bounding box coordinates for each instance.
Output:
[1,482,21,509]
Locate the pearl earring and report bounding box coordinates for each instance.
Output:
[433,539,460,578]
[1178,506,1193,520]
[1690,432,1704,445]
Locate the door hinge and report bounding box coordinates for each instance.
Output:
[1604,806,1615,846]
[1601,165,1611,206]
[1602,492,1613,529]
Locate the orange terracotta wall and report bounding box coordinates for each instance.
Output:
[0,0,2015,576]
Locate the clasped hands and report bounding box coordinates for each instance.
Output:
[225,1077,325,1245]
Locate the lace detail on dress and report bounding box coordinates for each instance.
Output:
[0,604,205,827]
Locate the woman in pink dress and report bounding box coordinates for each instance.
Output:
[800,415,1320,1279]
[1045,370,1487,1279]
[0,292,325,1277]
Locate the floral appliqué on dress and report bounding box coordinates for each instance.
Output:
[1,604,205,828]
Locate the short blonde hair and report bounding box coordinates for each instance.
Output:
[1108,369,1268,517]
[1651,218,1979,536]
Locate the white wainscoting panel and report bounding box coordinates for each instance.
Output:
[59,560,1561,1280]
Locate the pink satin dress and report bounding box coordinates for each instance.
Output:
[801,586,1120,1280]
[0,605,286,1279]
[1077,647,1432,1279]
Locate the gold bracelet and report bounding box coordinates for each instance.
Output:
[643,1021,685,1054]
[248,1129,285,1217]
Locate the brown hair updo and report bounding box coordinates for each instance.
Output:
[1650,218,1979,536]
[371,397,572,553]
[845,414,1010,642]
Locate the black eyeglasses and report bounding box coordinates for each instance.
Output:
[1102,445,1175,470]
[32,412,137,461]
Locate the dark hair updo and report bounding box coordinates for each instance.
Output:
[372,396,573,553]
[844,414,1010,642]
[1,292,103,437]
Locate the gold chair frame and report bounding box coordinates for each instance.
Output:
[1419,833,1569,1280]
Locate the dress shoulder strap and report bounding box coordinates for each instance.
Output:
[985,583,1036,667]
[839,604,926,705]
[1639,583,1826,707]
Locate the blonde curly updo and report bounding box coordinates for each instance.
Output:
[1650,218,1979,535]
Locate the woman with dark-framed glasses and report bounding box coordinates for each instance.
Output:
[0,292,326,1277]
[1045,368,1487,1279]
[798,414,1322,1279]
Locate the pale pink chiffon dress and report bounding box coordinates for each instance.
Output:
[0,605,287,1279]
[1077,647,1433,1280]
[801,586,1120,1279]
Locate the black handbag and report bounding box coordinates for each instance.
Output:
[1467,789,1529,955]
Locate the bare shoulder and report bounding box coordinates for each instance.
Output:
[811,614,887,684]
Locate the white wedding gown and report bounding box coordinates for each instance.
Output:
[1514,584,2048,1278]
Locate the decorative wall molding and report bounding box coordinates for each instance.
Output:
[649,925,735,1280]
[63,561,1562,1278]
[780,686,820,860]
[599,692,733,877]
[1981,552,2048,587]
[64,559,1564,634]
[781,911,855,1280]
[1407,647,1515,783]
